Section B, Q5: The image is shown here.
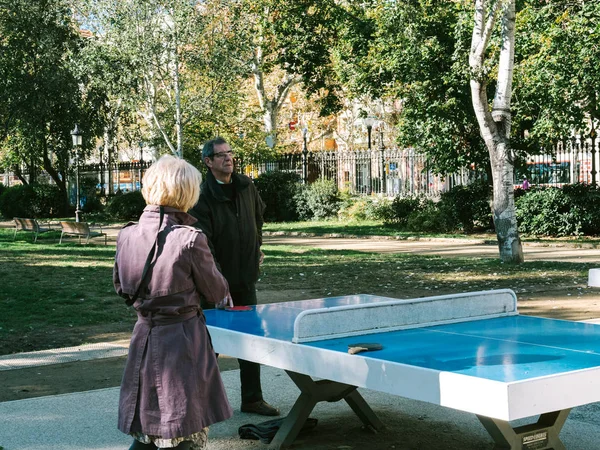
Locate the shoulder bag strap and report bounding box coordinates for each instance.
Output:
[126,206,165,306]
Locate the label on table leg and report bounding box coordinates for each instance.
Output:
[521,430,548,450]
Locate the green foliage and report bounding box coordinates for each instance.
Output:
[0,184,65,219]
[337,196,389,222]
[294,179,340,220]
[439,182,493,233]
[79,177,103,214]
[105,191,145,221]
[405,201,453,233]
[381,195,430,226]
[560,184,600,236]
[516,188,581,237]
[254,171,301,222]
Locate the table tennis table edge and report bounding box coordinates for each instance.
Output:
[208,325,600,422]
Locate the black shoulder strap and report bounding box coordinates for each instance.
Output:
[126,206,165,306]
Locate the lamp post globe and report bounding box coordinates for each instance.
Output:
[363,116,376,151]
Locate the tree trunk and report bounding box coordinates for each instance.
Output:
[470,0,523,264]
[252,46,300,149]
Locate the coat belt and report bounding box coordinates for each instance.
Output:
[136,309,198,327]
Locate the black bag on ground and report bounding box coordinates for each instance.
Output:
[238,417,318,444]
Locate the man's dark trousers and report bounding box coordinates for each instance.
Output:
[203,284,262,404]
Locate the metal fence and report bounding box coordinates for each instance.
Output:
[242,149,483,197]
[2,136,598,198]
[516,137,599,187]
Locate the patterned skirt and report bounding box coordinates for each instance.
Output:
[130,427,209,449]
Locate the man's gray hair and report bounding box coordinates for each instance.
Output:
[202,137,228,160]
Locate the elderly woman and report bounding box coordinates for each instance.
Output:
[114,155,233,450]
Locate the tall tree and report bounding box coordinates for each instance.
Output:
[470,0,523,263]
[512,1,600,149]
[0,0,98,212]
[86,0,246,159]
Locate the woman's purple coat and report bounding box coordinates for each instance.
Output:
[114,206,233,439]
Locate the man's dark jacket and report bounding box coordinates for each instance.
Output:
[190,170,266,292]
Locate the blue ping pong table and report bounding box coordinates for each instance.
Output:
[204,290,600,450]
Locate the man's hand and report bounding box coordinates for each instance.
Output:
[259,250,265,265]
[216,293,233,309]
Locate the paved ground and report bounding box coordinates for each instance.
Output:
[2,365,600,450]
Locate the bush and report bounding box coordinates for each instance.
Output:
[105,191,146,221]
[254,171,301,222]
[439,182,492,232]
[561,183,600,235]
[0,183,66,218]
[405,200,454,233]
[381,195,429,226]
[337,196,387,221]
[516,188,579,236]
[294,179,340,220]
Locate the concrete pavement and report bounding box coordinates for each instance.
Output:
[1,365,600,450]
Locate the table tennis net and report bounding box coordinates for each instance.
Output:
[292,289,517,343]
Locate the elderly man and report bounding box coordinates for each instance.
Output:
[190,136,279,417]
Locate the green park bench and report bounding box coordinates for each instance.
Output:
[59,221,107,245]
[13,218,54,243]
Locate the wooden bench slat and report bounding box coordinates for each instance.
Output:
[13,218,53,243]
[59,221,107,245]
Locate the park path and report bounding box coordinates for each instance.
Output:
[262,234,600,263]
[2,220,599,263]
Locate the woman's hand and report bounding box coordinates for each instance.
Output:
[216,293,233,309]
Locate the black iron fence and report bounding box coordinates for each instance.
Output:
[240,149,482,197]
[2,136,598,198]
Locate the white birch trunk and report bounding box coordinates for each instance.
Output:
[470,0,523,263]
[173,28,183,158]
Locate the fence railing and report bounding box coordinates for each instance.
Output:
[242,149,483,197]
[2,136,598,198]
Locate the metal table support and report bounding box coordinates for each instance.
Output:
[477,409,571,450]
[268,370,384,449]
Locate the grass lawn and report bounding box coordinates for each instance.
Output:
[1,226,597,355]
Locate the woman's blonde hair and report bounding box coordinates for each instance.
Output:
[142,155,202,211]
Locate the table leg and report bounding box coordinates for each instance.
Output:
[477,409,570,450]
[268,370,383,449]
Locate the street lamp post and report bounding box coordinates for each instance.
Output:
[138,142,144,189]
[379,125,386,195]
[99,145,105,197]
[302,127,309,184]
[70,125,83,222]
[363,116,376,194]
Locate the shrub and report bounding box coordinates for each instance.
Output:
[561,183,600,235]
[405,200,454,233]
[105,191,146,221]
[0,183,66,218]
[516,188,580,236]
[254,171,301,222]
[337,196,391,221]
[382,195,429,226]
[439,182,492,233]
[80,176,103,214]
[294,179,340,220]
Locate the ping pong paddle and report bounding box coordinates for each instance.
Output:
[347,343,383,355]
[225,305,253,312]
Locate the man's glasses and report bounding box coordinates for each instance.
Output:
[211,150,234,159]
